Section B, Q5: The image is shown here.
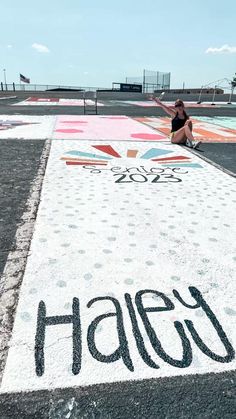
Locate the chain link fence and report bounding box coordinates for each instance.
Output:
[0,83,102,92]
[126,69,171,93]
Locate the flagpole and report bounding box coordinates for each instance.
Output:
[20,74,23,90]
[3,69,7,90]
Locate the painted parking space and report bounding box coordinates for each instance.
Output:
[13,97,104,107]
[0,116,56,139]
[114,101,226,108]
[134,117,236,143]
[52,115,167,141]
[194,116,236,130]
[1,138,235,393]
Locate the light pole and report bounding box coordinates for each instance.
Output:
[228,74,236,104]
[3,69,7,90]
[211,85,217,105]
[197,85,203,104]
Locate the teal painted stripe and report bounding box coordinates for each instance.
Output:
[161,163,203,168]
[64,150,112,160]
[194,116,236,130]
[140,148,173,159]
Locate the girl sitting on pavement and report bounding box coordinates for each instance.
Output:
[152,96,201,149]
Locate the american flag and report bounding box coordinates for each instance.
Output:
[20,73,30,84]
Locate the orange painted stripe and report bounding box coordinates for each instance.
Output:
[156,127,171,135]
[221,127,236,134]
[127,149,138,158]
[137,117,154,123]
[133,117,148,122]
[194,128,225,139]
[160,117,172,124]
[61,157,108,164]
[66,161,107,166]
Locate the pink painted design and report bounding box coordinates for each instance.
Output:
[131,133,164,140]
[53,115,167,141]
[26,97,59,102]
[55,129,84,133]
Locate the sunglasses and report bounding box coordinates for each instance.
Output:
[175,103,183,108]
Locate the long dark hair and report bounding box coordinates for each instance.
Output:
[175,99,189,120]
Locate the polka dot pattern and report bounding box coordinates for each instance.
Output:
[3,138,236,393]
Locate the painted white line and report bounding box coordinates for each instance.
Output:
[1,140,235,393]
[0,139,51,384]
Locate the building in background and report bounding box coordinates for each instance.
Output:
[154,87,224,95]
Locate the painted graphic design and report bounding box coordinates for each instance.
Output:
[1,140,235,393]
[13,97,104,106]
[0,120,39,131]
[0,115,56,139]
[61,144,203,184]
[134,117,236,143]
[53,115,167,141]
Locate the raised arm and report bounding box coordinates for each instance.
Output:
[152,96,176,117]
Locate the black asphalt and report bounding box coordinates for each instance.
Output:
[0,140,45,278]
[0,371,235,419]
[194,143,236,174]
[0,95,235,418]
[1,103,236,117]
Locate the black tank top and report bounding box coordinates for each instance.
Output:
[171,113,187,132]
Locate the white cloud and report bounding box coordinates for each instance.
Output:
[32,43,50,53]
[7,45,13,49]
[205,44,236,54]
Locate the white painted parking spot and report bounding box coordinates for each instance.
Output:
[0,115,56,139]
[1,140,236,393]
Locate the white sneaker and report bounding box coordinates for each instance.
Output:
[193,141,202,149]
[185,139,193,148]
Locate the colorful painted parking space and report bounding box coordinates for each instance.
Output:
[2,115,236,143]
[0,116,55,139]
[110,100,236,108]
[11,97,236,109]
[0,111,236,400]
[134,116,236,143]
[13,97,104,106]
[194,116,236,130]
[52,115,166,141]
[0,115,165,141]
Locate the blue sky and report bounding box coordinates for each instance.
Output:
[1,0,236,89]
